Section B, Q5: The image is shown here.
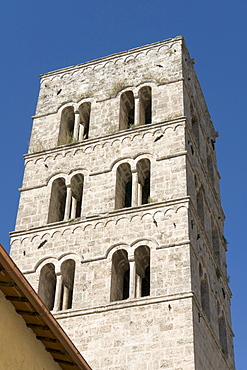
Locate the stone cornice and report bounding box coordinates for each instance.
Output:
[10,197,190,238]
[53,290,193,319]
[24,117,186,161]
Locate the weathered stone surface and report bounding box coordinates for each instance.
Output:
[10,37,235,369]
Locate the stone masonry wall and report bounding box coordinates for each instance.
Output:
[10,37,235,369]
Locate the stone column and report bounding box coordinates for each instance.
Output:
[73,112,80,141]
[138,183,142,206]
[136,274,142,298]
[134,96,140,126]
[79,123,85,141]
[53,273,62,312]
[70,197,77,219]
[131,171,138,207]
[129,257,136,299]
[64,185,72,220]
[62,285,70,310]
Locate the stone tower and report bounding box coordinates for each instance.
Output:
[10,36,235,369]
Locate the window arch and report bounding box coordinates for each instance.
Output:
[134,246,150,297]
[60,259,75,310]
[48,178,67,223]
[110,249,129,302]
[207,153,214,183]
[78,102,91,140]
[48,174,84,224]
[212,227,220,264]
[115,163,132,209]
[199,264,210,321]
[136,159,150,205]
[38,263,56,310]
[139,86,152,125]
[115,159,151,210]
[218,312,228,356]
[110,246,150,302]
[38,259,76,312]
[58,106,75,145]
[190,103,199,146]
[70,174,84,219]
[196,187,204,226]
[119,91,135,130]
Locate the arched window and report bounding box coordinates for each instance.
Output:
[134,246,150,297]
[60,259,75,310]
[70,174,84,219]
[191,103,199,146]
[115,163,132,209]
[115,160,151,209]
[139,86,152,125]
[58,106,75,145]
[207,150,214,183]
[79,102,91,140]
[218,312,228,356]
[110,250,129,302]
[119,91,135,130]
[38,263,56,310]
[196,187,204,226]
[110,246,151,302]
[48,178,67,223]
[136,159,150,205]
[212,227,220,264]
[200,268,210,321]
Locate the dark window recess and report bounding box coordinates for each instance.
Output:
[123,269,130,299]
[141,266,150,296]
[128,108,134,127]
[142,176,150,204]
[124,180,132,207]
[145,103,151,124]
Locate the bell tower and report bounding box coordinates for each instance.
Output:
[10,36,235,369]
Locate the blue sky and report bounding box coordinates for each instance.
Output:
[0,1,246,367]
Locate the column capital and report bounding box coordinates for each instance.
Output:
[128,255,135,262]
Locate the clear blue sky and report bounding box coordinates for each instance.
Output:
[0,1,246,368]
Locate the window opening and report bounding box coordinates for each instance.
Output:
[124,180,132,208]
[119,91,135,130]
[110,249,129,302]
[196,187,204,226]
[58,106,75,145]
[212,227,220,264]
[207,153,214,183]
[141,266,150,296]
[79,102,91,140]
[115,163,132,209]
[135,246,150,298]
[38,263,56,310]
[122,268,130,300]
[70,174,84,219]
[137,159,151,205]
[200,275,210,321]
[139,86,152,125]
[190,103,199,146]
[48,178,67,223]
[60,259,75,310]
[219,313,228,356]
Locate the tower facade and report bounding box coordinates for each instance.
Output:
[10,37,235,369]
